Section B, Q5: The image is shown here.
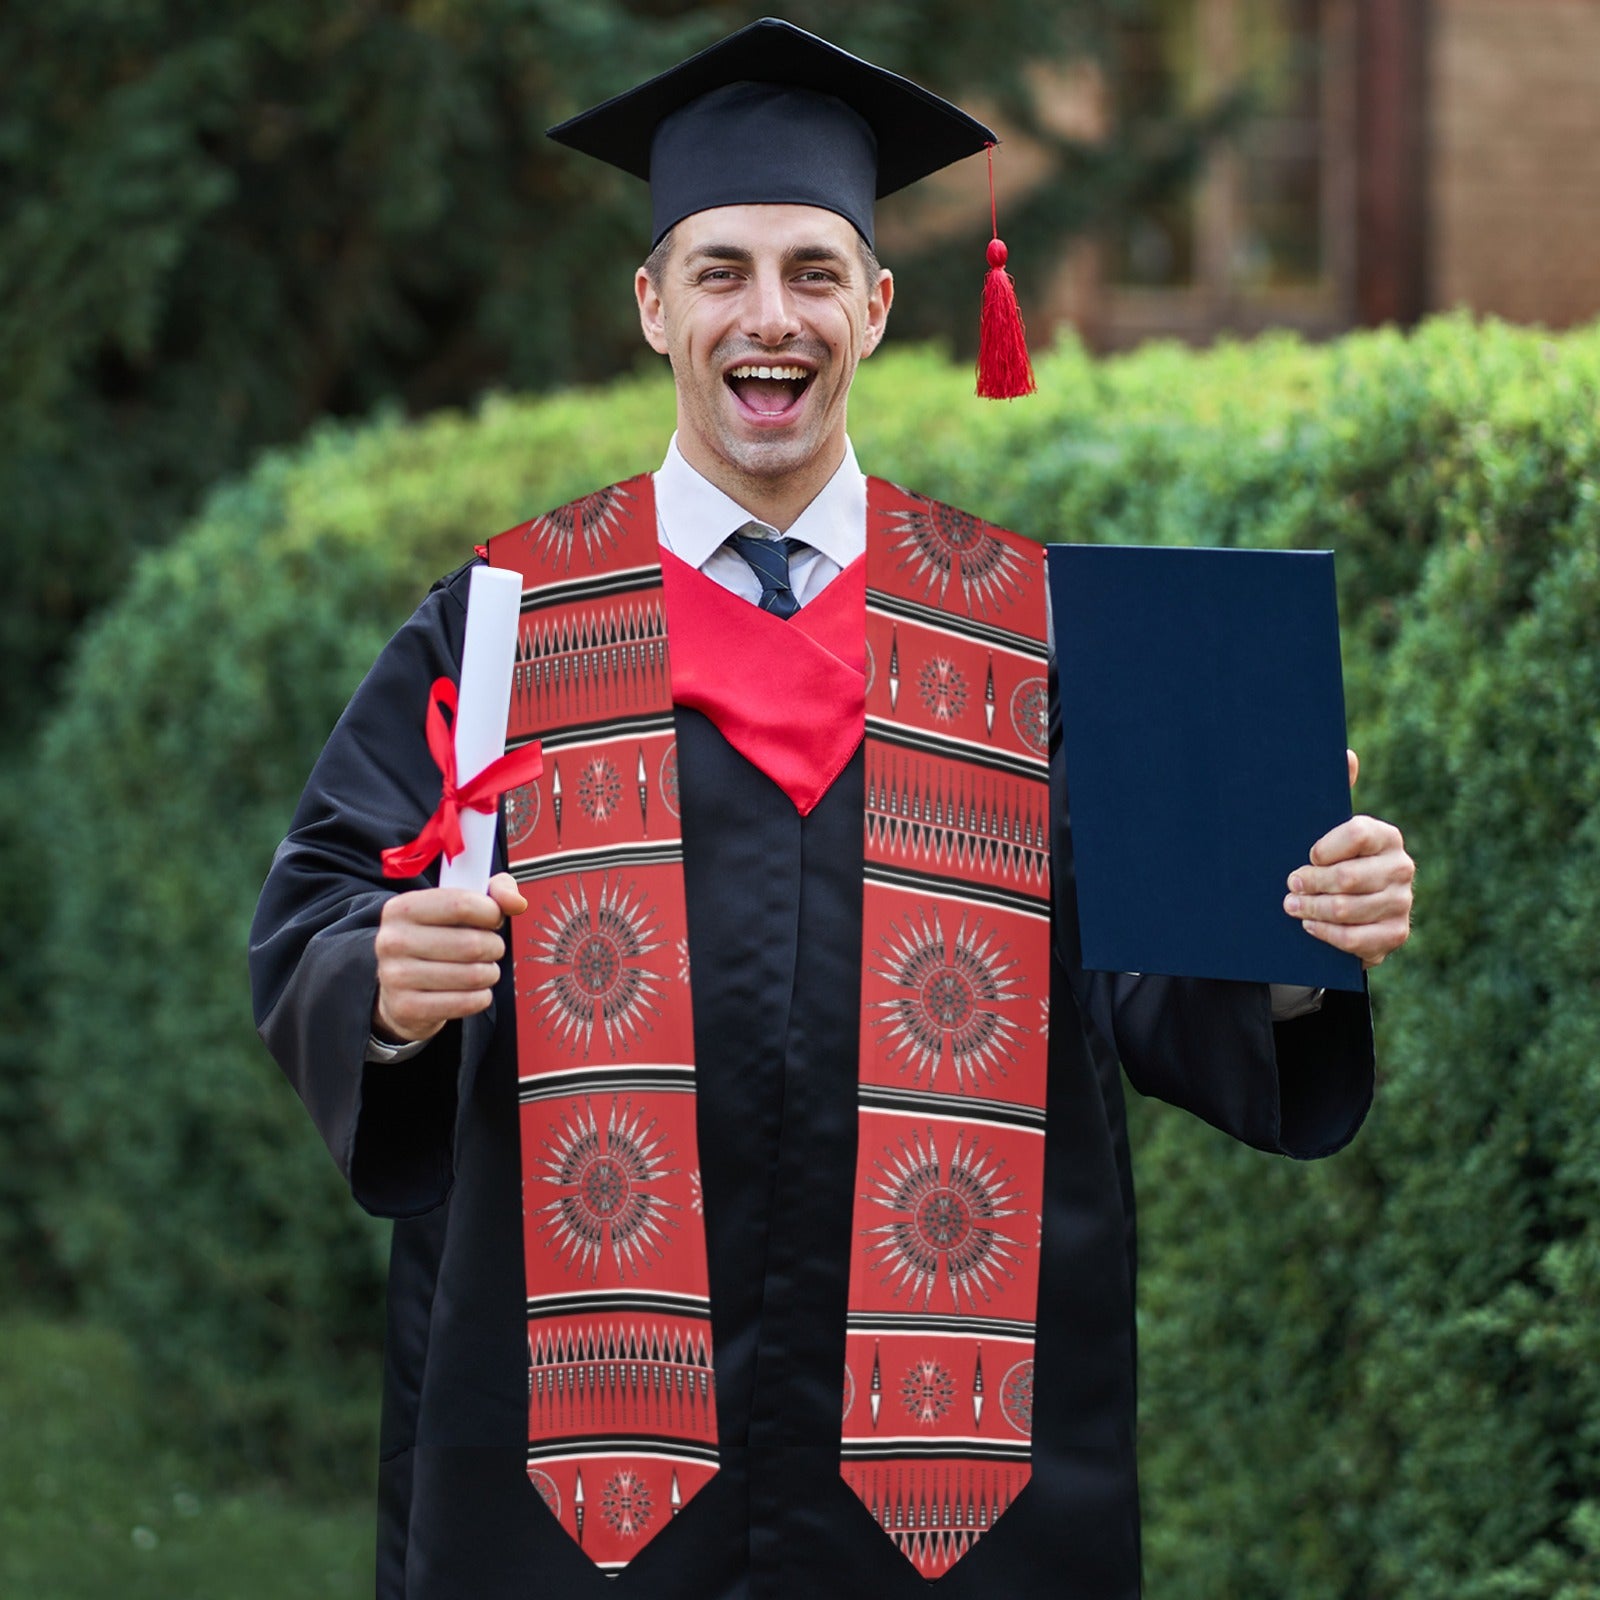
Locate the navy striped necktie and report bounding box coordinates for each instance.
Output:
[726,524,807,619]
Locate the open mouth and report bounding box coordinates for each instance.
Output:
[725,363,813,418]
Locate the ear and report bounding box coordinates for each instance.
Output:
[861,268,894,358]
[636,266,670,356]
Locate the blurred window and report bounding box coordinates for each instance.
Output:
[1103,0,1355,342]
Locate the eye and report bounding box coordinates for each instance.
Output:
[696,266,743,284]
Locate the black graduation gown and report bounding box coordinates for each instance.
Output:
[250,557,1374,1600]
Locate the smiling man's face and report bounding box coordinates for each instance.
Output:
[636,204,893,526]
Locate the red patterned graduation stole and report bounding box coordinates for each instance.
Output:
[486,474,1051,1578]
[844,482,1051,1577]
[488,478,714,1573]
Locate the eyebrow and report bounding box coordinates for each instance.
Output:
[684,242,855,273]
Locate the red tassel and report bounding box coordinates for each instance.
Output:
[978,239,1036,399]
[976,145,1035,400]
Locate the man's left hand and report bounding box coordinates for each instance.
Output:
[1284,750,1415,968]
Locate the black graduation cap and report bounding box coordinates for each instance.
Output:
[547,16,998,249]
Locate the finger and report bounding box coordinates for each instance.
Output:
[1288,849,1415,899]
[488,872,529,918]
[381,887,509,930]
[1285,882,1413,927]
[1302,915,1410,966]
[379,956,505,994]
[374,984,494,1043]
[375,923,506,966]
[1307,814,1405,869]
[1347,748,1359,790]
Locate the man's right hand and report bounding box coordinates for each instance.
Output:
[372,872,528,1045]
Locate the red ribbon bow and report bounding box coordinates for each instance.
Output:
[381,677,544,879]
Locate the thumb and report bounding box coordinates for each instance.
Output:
[1347,748,1360,791]
[488,871,528,919]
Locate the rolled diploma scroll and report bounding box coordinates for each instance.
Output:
[438,565,525,893]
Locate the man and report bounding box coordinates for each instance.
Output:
[250,20,1413,1600]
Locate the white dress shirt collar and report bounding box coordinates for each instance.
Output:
[653,434,866,569]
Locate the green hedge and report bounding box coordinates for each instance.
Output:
[33,378,676,1480]
[1118,326,1600,1600]
[35,317,1600,1599]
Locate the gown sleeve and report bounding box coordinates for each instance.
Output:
[249,562,499,1216]
[1047,682,1375,1160]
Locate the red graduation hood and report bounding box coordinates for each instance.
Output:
[660,548,866,815]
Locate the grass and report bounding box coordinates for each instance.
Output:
[0,1315,371,1598]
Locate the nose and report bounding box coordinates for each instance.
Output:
[745,267,801,347]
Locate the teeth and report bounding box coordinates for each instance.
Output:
[727,365,808,381]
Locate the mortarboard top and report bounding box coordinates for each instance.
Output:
[547,17,998,248]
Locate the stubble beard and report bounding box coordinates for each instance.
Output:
[686,335,844,489]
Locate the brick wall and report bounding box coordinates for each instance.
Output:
[1431,0,1600,327]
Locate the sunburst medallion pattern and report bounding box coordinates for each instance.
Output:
[527,1095,679,1280]
[861,1128,1026,1312]
[658,742,680,819]
[901,1357,956,1425]
[529,1468,561,1520]
[600,1467,654,1538]
[884,492,1031,615]
[575,756,623,823]
[917,656,968,723]
[521,482,633,568]
[525,877,664,1056]
[504,780,541,849]
[869,909,1026,1090]
[1001,1358,1035,1437]
[1009,677,1049,757]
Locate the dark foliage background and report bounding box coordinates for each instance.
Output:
[1,0,1189,745]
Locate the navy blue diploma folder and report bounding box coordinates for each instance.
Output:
[1047,544,1364,993]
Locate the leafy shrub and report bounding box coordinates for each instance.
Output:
[34,379,675,1480]
[35,314,1600,1600]
[1121,322,1600,1600]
